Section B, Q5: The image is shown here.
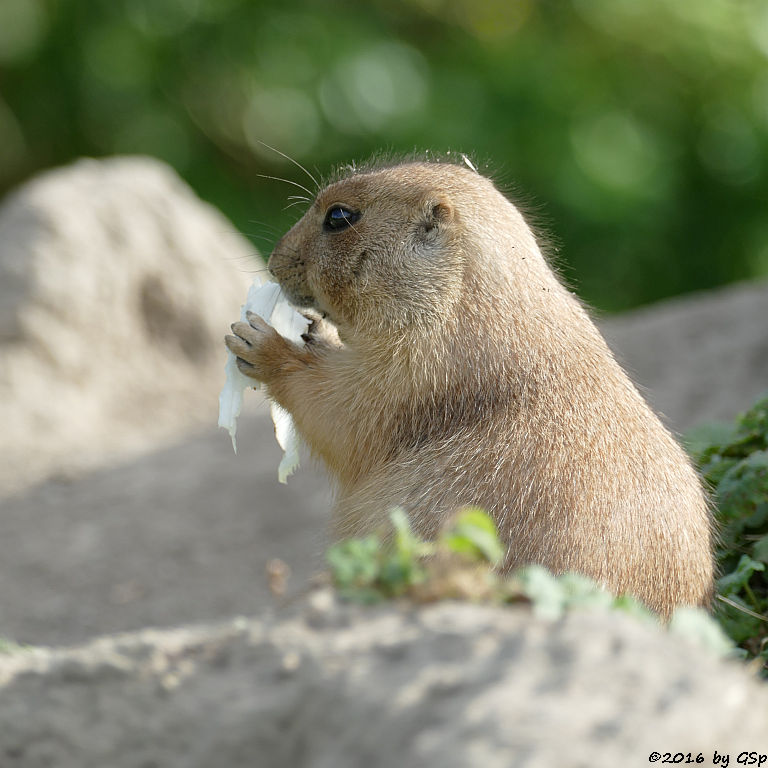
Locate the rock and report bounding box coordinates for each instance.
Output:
[0,594,766,768]
[601,280,768,433]
[0,156,253,493]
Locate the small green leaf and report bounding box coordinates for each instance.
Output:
[732,398,768,452]
[744,501,768,529]
[752,534,768,565]
[326,535,382,588]
[715,451,768,534]
[389,507,432,562]
[517,565,569,620]
[715,595,766,644]
[442,508,504,566]
[557,572,614,610]
[716,554,765,597]
[669,607,734,657]
[700,455,739,488]
[611,594,655,621]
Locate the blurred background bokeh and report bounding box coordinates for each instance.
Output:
[1,0,766,312]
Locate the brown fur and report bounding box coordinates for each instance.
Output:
[225,160,714,616]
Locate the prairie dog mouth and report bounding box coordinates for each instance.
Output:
[279,285,335,323]
[276,283,316,310]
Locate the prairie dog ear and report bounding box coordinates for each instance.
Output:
[421,194,454,235]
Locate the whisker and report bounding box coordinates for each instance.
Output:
[254,139,321,191]
[256,173,314,199]
[283,200,311,211]
[243,234,280,244]
[218,253,264,262]
[246,219,282,233]
[346,218,362,238]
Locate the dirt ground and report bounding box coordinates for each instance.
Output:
[0,404,332,646]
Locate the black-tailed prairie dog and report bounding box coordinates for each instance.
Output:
[225,158,714,616]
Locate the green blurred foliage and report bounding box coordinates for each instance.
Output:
[1,0,767,310]
[686,395,768,667]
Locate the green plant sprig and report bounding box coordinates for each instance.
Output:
[326,507,732,657]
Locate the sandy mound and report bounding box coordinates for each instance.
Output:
[1,594,766,768]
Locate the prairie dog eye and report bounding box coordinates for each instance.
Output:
[324,205,361,232]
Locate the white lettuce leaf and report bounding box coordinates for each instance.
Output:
[218,280,308,483]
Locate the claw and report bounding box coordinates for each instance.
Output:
[245,311,269,330]
[225,333,249,357]
[236,357,258,377]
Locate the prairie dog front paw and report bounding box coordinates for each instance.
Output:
[225,311,295,384]
[300,310,342,350]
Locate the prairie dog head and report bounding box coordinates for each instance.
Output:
[268,161,541,339]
